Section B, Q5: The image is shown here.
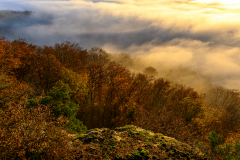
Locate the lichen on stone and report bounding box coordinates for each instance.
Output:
[72,125,206,159]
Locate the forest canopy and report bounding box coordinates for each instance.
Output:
[1,37,240,159]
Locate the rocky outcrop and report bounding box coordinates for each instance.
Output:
[70,125,206,159]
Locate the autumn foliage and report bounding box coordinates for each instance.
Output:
[1,37,240,159]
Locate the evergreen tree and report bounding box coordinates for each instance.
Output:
[28,81,87,133]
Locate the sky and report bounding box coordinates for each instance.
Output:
[1,0,240,92]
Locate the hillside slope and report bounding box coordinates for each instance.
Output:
[70,125,206,159]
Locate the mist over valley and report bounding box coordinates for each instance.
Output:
[1,0,240,92]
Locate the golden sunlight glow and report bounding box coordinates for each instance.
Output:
[194,0,240,5]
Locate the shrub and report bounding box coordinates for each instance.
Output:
[0,102,75,159]
[64,117,87,134]
[207,131,223,150]
[28,80,87,134]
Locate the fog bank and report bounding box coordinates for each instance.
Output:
[1,0,240,91]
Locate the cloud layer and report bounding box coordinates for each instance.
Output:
[1,0,240,92]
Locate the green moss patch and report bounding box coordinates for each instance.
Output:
[71,125,206,159]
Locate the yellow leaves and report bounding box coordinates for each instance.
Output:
[0,40,20,72]
[193,105,223,134]
[113,75,130,90]
[61,68,87,93]
[0,102,74,159]
[0,72,33,107]
[180,97,204,113]
[225,132,240,144]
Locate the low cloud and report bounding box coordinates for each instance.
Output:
[1,0,240,91]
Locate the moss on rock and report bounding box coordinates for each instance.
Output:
[72,125,206,159]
